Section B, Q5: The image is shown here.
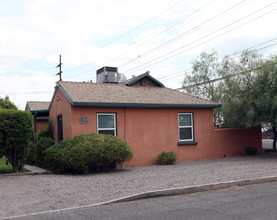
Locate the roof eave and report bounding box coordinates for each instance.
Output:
[71,102,221,108]
[29,109,49,113]
[48,83,74,111]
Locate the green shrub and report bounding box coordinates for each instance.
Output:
[44,139,71,173]
[157,151,177,165]
[36,137,54,166]
[24,142,36,165]
[245,146,257,155]
[44,133,133,174]
[38,119,54,140]
[0,109,33,172]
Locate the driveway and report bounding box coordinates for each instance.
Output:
[1,153,277,219]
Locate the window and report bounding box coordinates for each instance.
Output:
[178,113,196,144]
[97,113,116,136]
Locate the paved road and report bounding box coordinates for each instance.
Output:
[13,182,277,220]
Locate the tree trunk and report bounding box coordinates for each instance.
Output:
[273,126,277,152]
[12,164,19,173]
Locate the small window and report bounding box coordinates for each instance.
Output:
[178,113,194,141]
[97,113,116,136]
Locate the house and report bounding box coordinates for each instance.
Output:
[25,101,50,139]
[43,67,261,165]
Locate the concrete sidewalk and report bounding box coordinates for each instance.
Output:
[0,152,277,219]
[23,164,51,175]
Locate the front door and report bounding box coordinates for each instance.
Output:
[57,115,63,142]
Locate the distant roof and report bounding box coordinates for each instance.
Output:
[26,101,50,112]
[54,81,220,108]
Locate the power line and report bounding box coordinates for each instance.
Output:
[161,38,277,83]
[124,1,277,75]
[62,0,186,68]
[119,0,248,68]
[69,0,248,78]
[66,0,216,78]
[102,0,216,67]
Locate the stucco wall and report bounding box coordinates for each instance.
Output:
[49,87,72,142]
[36,120,48,134]
[63,105,262,166]
[70,106,125,139]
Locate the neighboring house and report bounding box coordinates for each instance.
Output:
[44,68,261,165]
[25,101,50,139]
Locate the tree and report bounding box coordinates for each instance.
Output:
[0,109,33,172]
[0,96,17,110]
[183,50,277,150]
[221,51,262,126]
[254,56,277,151]
[223,54,277,150]
[182,51,225,125]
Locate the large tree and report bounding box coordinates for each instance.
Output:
[183,50,277,150]
[0,96,17,110]
[182,51,225,125]
[223,54,277,150]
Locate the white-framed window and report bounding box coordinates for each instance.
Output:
[178,113,194,141]
[97,113,116,136]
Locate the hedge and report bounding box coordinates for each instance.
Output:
[36,137,55,167]
[0,109,33,172]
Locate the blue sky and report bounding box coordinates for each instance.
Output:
[1,0,277,109]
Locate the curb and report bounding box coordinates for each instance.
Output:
[113,176,277,203]
[1,176,277,219]
[0,170,51,177]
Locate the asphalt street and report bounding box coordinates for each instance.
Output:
[14,181,277,220]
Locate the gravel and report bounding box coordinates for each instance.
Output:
[1,153,277,219]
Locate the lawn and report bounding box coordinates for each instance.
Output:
[0,158,29,174]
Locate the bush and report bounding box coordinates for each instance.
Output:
[24,142,36,165]
[0,109,33,172]
[38,119,54,140]
[245,146,257,155]
[36,137,55,166]
[44,139,71,173]
[44,134,133,174]
[157,151,177,165]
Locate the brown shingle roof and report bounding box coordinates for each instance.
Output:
[27,101,50,111]
[57,81,220,107]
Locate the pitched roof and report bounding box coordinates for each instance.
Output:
[55,81,220,108]
[26,101,50,112]
[126,72,165,87]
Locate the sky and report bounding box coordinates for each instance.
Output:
[1,0,277,110]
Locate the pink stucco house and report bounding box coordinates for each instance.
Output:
[26,68,262,165]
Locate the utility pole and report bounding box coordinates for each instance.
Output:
[56,54,62,81]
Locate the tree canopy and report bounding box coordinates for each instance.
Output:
[183,50,277,150]
[0,109,33,172]
[0,96,17,110]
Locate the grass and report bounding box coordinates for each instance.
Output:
[0,158,29,174]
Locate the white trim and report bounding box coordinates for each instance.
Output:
[97,113,117,136]
[178,113,194,142]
